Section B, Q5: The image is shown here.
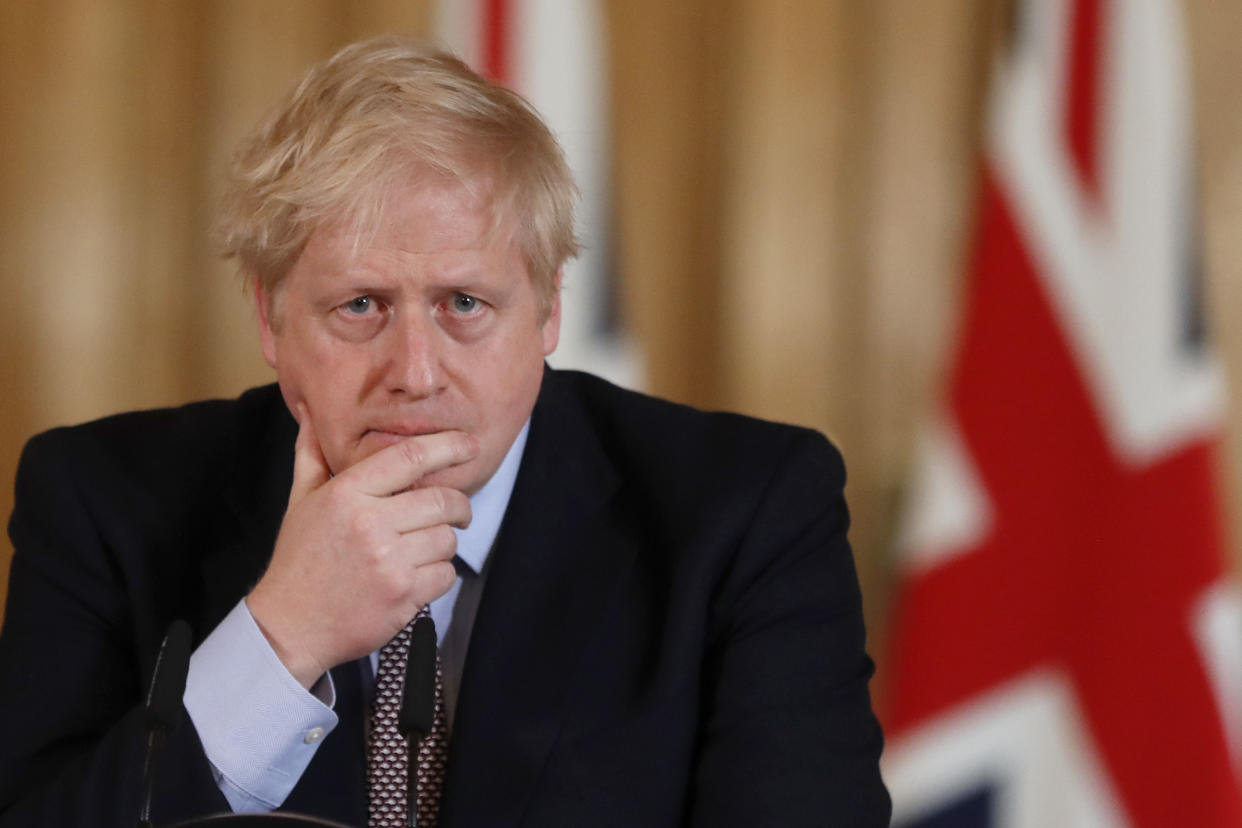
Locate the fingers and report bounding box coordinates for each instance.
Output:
[350,489,468,566]
[389,522,459,569]
[289,403,332,508]
[410,559,458,604]
[385,486,472,534]
[345,430,478,497]
[386,559,460,635]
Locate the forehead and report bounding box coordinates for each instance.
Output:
[267,162,548,317]
[334,171,510,258]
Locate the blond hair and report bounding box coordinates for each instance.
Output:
[217,36,578,317]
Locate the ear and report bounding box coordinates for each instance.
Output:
[540,268,563,356]
[254,278,280,370]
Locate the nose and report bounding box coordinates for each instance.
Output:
[384,310,446,398]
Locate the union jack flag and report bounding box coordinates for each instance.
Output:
[882,0,1242,825]
[435,0,639,388]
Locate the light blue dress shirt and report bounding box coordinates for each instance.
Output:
[183,421,529,813]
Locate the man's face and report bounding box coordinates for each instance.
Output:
[256,174,559,495]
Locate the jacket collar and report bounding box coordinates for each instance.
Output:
[442,368,636,826]
[199,384,296,636]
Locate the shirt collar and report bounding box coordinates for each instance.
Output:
[453,418,530,575]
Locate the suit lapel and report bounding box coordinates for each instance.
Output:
[197,386,295,635]
[442,370,636,827]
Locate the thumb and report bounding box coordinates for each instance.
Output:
[288,402,331,507]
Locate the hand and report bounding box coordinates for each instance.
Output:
[247,405,477,688]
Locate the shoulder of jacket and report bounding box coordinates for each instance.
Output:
[546,369,845,501]
[550,369,838,455]
[19,384,284,486]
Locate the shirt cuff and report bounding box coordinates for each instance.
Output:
[184,599,339,812]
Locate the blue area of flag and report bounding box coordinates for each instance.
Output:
[1178,197,1207,354]
[894,784,994,828]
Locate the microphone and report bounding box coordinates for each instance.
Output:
[397,615,437,827]
[138,619,192,828]
[398,616,437,740]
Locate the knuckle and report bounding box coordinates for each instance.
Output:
[439,559,458,587]
[415,561,456,600]
[429,523,457,556]
[454,493,473,523]
[397,439,427,469]
[433,561,457,591]
[372,539,397,568]
[428,485,448,515]
[348,508,381,545]
[372,574,402,605]
[442,485,463,509]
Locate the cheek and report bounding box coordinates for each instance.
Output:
[280,329,370,392]
[274,339,370,426]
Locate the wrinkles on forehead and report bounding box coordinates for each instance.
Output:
[263,168,523,329]
[324,162,515,269]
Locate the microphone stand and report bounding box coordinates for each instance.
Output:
[138,619,192,828]
[397,615,438,828]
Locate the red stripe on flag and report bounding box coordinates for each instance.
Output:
[1066,0,1104,200]
[884,167,1242,825]
[481,0,511,83]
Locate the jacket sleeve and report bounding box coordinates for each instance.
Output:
[688,432,891,827]
[0,431,230,826]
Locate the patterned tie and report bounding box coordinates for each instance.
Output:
[368,606,449,827]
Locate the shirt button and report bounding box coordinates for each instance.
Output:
[304,727,325,744]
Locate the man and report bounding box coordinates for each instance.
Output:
[0,38,889,826]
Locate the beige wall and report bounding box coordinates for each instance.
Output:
[2,1,1240,679]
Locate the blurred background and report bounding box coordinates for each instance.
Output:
[2,0,1241,823]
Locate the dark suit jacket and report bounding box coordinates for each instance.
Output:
[0,369,890,826]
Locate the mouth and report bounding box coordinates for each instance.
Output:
[367,426,443,437]
[361,427,445,450]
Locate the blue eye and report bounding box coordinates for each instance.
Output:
[343,296,372,315]
[452,293,478,313]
